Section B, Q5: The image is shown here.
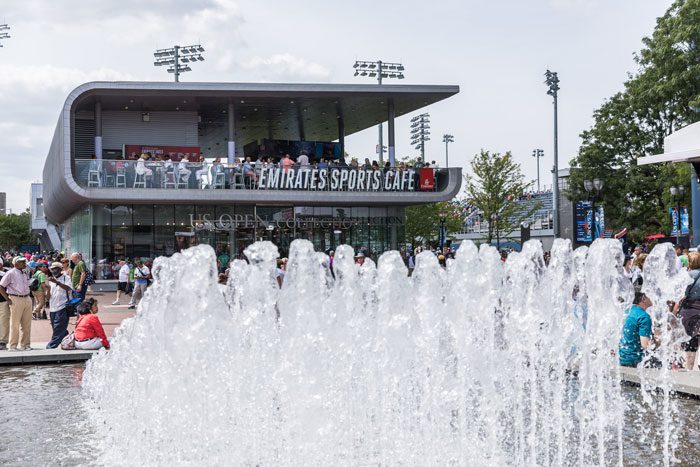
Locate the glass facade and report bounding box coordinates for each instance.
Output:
[64,204,404,280]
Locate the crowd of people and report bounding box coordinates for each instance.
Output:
[82,152,441,190]
[619,243,700,371]
[0,251,110,352]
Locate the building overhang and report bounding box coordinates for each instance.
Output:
[70,81,460,142]
[638,121,700,166]
[43,81,462,224]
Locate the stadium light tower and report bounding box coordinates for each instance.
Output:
[410,113,430,161]
[442,134,454,168]
[0,24,11,48]
[154,44,205,82]
[545,69,560,238]
[353,60,405,164]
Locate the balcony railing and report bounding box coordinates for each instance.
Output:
[73,159,448,193]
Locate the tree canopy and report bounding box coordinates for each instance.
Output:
[0,211,35,251]
[569,0,700,243]
[464,150,537,244]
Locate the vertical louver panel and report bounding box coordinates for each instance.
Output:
[74,118,96,158]
[102,111,199,150]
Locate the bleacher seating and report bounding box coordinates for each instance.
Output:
[460,191,553,234]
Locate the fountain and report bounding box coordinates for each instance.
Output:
[79,239,692,465]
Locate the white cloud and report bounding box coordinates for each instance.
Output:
[239,53,331,82]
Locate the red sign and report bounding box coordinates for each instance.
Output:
[124,145,201,162]
[419,168,435,191]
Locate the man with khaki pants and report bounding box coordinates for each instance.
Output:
[0,256,32,351]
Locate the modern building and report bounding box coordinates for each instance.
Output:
[0,192,6,215]
[42,81,462,282]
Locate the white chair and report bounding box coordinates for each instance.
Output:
[231,171,245,189]
[133,172,146,188]
[116,166,126,188]
[213,171,226,189]
[87,170,101,187]
[177,170,191,189]
[163,171,176,189]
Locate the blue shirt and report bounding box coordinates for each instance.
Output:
[619,305,652,366]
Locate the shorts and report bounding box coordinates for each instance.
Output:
[118,281,128,292]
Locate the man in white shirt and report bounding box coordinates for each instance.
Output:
[45,262,73,349]
[113,260,131,305]
[0,257,32,351]
[297,152,309,168]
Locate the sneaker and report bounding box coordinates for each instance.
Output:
[20,346,32,351]
[7,347,19,352]
[128,305,136,309]
[0,343,6,350]
[112,300,120,305]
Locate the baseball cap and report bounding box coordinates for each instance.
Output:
[12,256,27,265]
[50,262,63,270]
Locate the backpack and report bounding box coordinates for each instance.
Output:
[82,263,94,286]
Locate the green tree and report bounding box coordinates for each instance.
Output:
[405,201,464,248]
[0,211,35,251]
[569,0,700,243]
[464,150,537,244]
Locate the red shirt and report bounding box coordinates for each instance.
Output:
[75,314,110,349]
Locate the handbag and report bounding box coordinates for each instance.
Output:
[60,332,76,350]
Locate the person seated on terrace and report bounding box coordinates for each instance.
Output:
[135,154,153,183]
[178,157,192,182]
[318,158,328,170]
[74,298,110,350]
[163,154,173,171]
[371,160,379,170]
[242,156,257,183]
[363,158,371,170]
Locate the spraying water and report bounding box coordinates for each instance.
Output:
[82,238,684,465]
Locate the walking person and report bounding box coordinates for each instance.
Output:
[0,257,33,351]
[45,262,73,349]
[31,262,48,320]
[113,260,130,305]
[128,259,150,310]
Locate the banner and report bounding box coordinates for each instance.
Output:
[575,201,604,242]
[124,145,201,161]
[419,168,435,191]
[670,206,689,236]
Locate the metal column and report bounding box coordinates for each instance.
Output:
[94,101,102,159]
[336,102,345,156]
[227,102,235,163]
[387,99,396,167]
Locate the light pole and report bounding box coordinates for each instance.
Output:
[0,24,10,48]
[583,178,604,241]
[442,134,454,168]
[154,44,205,82]
[670,185,686,244]
[353,60,405,165]
[532,148,544,191]
[545,70,560,238]
[410,113,430,161]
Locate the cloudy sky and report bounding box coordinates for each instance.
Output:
[0,0,673,212]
